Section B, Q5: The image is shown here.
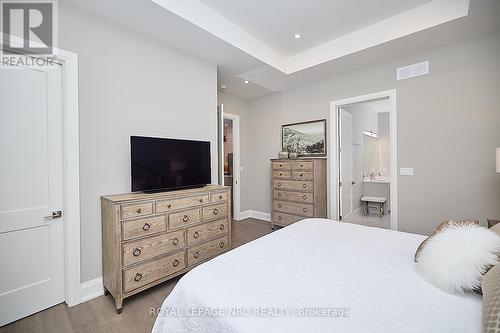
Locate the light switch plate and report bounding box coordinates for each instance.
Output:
[400,168,414,176]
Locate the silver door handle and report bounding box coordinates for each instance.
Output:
[44,211,62,219]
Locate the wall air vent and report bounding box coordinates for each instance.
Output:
[396,61,429,81]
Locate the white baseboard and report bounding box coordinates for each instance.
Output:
[80,276,104,303]
[239,210,271,222]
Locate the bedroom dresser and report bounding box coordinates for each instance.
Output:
[270,158,327,228]
[101,185,231,312]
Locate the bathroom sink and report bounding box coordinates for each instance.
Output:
[363,177,390,184]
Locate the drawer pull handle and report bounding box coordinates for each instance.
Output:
[219,224,225,230]
[277,216,282,221]
[199,198,203,203]
[277,192,281,197]
[172,237,179,245]
[172,259,180,267]
[302,184,307,188]
[167,204,172,209]
[194,251,200,259]
[182,215,189,222]
[303,195,307,200]
[193,232,199,239]
[136,208,142,214]
[132,248,141,257]
[277,204,281,208]
[219,195,223,199]
[219,242,225,248]
[303,208,307,213]
[134,273,142,282]
[213,208,219,215]
[142,223,151,231]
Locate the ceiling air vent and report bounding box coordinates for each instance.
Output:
[396,61,429,81]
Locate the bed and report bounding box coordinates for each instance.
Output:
[152,219,482,333]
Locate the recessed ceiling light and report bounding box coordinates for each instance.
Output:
[294,34,302,39]
[244,80,249,84]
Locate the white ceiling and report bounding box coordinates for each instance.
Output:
[61,0,500,100]
[200,0,432,56]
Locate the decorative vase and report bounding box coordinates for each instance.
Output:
[278,151,289,159]
[289,152,299,159]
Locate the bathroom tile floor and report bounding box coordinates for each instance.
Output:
[343,209,391,229]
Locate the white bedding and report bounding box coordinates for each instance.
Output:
[152,219,482,333]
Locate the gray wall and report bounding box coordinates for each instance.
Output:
[59,3,217,283]
[217,92,251,212]
[247,31,500,236]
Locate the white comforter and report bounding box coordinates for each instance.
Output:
[152,219,482,333]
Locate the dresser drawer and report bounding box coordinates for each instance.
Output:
[121,202,154,220]
[291,161,313,170]
[123,251,185,293]
[202,203,228,221]
[210,192,228,203]
[273,190,313,204]
[187,218,229,245]
[272,161,291,170]
[273,170,290,179]
[156,194,209,213]
[122,215,167,240]
[122,229,185,266]
[273,180,313,192]
[273,212,303,226]
[169,208,201,229]
[187,235,229,266]
[291,171,313,181]
[274,200,314,217]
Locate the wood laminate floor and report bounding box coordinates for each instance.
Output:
[0,218,272,333]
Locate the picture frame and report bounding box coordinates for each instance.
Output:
[281,119,327,157]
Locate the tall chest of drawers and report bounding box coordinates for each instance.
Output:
[270,159,326,228]
[101,185,231,312]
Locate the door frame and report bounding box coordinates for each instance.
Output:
[338,108,353,220]
[1,34,81,306]
[221,112,241,221]
[329,89,398,230]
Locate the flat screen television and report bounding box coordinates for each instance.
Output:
[131,136,211,192]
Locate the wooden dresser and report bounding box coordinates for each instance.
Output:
[101,185,231,312]
[270,159,327,228]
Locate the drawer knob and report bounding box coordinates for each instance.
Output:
[300,164,303,167]
[134,273,142,282]
[279,173,283,176]
[302,184,307,188]
[303,208,307,213]
[219,195,223,199]
[213,208,219,215]
[172,237,179,245]
[277,216,282,221]
[132,248,141,257]
[182,215,189,222]
[194,251,200,259]
[279,164,282,167]
[277,192,281,197]
[300,174,304,177]
[136,208,142,214]
[142,223,151,231]
[278,182,281,186]
[303,195,307,200]
[172,259,180,267]
[199,198,203,203]
[277,203,281,208]
[193,232,200,239]
[219,242,225,248]
[167,204,172,208]
[219,224,225,230]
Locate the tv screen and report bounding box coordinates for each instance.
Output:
[131,136,211,192]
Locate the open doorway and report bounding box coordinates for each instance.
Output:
[217,105,241,220]
[330,90,397,230]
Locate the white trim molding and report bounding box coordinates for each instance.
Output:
[239,210,271,222]
[329,89,398,231]
[80,277,104,303]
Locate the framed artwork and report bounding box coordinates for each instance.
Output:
[281,119,327,157]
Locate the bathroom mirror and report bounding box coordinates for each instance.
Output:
[363,134,379,177]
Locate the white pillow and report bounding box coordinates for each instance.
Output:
[415,224,500,294]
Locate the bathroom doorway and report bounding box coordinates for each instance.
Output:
[330,90,397,230]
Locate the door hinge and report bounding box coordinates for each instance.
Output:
[339,181,342,187]
[339,215,342,221]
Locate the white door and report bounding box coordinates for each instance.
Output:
[0,63,65,325]
[339,108,353,220]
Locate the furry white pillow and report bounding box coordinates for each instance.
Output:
[415,224,500,294]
